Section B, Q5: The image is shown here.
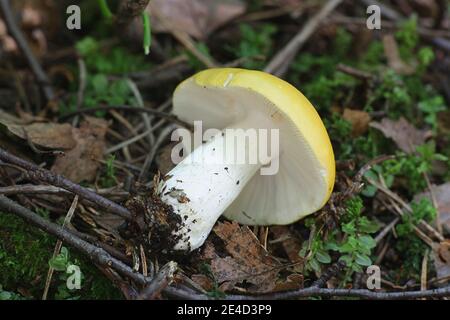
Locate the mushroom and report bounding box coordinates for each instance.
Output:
[158,68,335,251]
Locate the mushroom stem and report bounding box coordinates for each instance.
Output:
[159,121,268,251]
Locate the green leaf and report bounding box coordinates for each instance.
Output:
[0,291,12,300]
[49,247,69,271]
[361,185,377,198]
[324,241,340,251]
[91,74,108,93]
[355,254,372,266]
[316,250,332,264]
[359,235,377,250]
[358,217,380,233]
[342,221,356,234]
[309,258,321,273]
[339,255,353,266]
[76,37,99,56]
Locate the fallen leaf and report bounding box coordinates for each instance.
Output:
[414,182,450,232]
[205,221,281,293]
[148,0,246,39]
[0,110,76,149]
[370,117,430,154]
[270,226,303,265]
[383,34,416,75]
[431,240,450,280]
[51,117,108,183]
[273,273,303,292]
[191,274,214,291]
[343,108,371,136]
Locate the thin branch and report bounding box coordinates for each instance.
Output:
[1,194,449,300]
[0,148,132,220]
[138,124,176,181]
[264,0,343,77]
[73,58,87,127]
[311,261,346,288]
[42,195,79,300]
[137,261,177,300]
[0,184,128,198]
[0,195,144,283]
[225,286,450,300]
[59,105,192,130]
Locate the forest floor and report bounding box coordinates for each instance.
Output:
[0,0,449,300]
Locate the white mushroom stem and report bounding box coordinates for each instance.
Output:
[160,118,272,251]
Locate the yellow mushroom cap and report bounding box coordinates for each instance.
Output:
[173,68,335,225]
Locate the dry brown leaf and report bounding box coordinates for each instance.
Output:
[148,0,246,39]
[206,221,281,293]
[370,117,430,154]
[191,274,214,291]
[383,34,416,75]
[270,226,302,264]
[8,123,76,150]
[414,183,450,232]
[431,240,450,280]
[51,117,108,183]
[343,108,371,136]
[273,273,303,292]
[0,110,76,149]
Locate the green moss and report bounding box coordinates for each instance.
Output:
[0,211,121,299]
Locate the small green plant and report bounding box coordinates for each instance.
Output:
[0,211,120,299]
[395,198,436,278]
[199,263,226,299]
[418,95,446,133]
[300,197,379,280]
[48,247,85,300]
[99,155,117,188]
[395,16,419,61]
[0,285,24,300]
[76,37,151,74]
[234,23,277,69]
[186,42,213,71]
[363,143,447,196]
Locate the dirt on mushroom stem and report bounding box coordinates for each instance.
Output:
[122,182,193,256]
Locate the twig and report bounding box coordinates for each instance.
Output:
[0,184,128,198]
[105,126,160,154]
[0,195,143,283]
[151,6,217,68]
[127,79,155,147]
[0,0,54,101]
[423,173,442,235]
[59,105,192,130]
[73,58,87,127]
[225,286,450,300]
[264,0,343,77]
[42,195,79,300]
[375,217,399,244]
[1,194,450,300]
[137,261,177,300]
[139,124,176,182]
[311,261,346,288]
[336,64,374,81]
[0,148,132,220]
[421,249,429,293]
[367,177,444,242]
